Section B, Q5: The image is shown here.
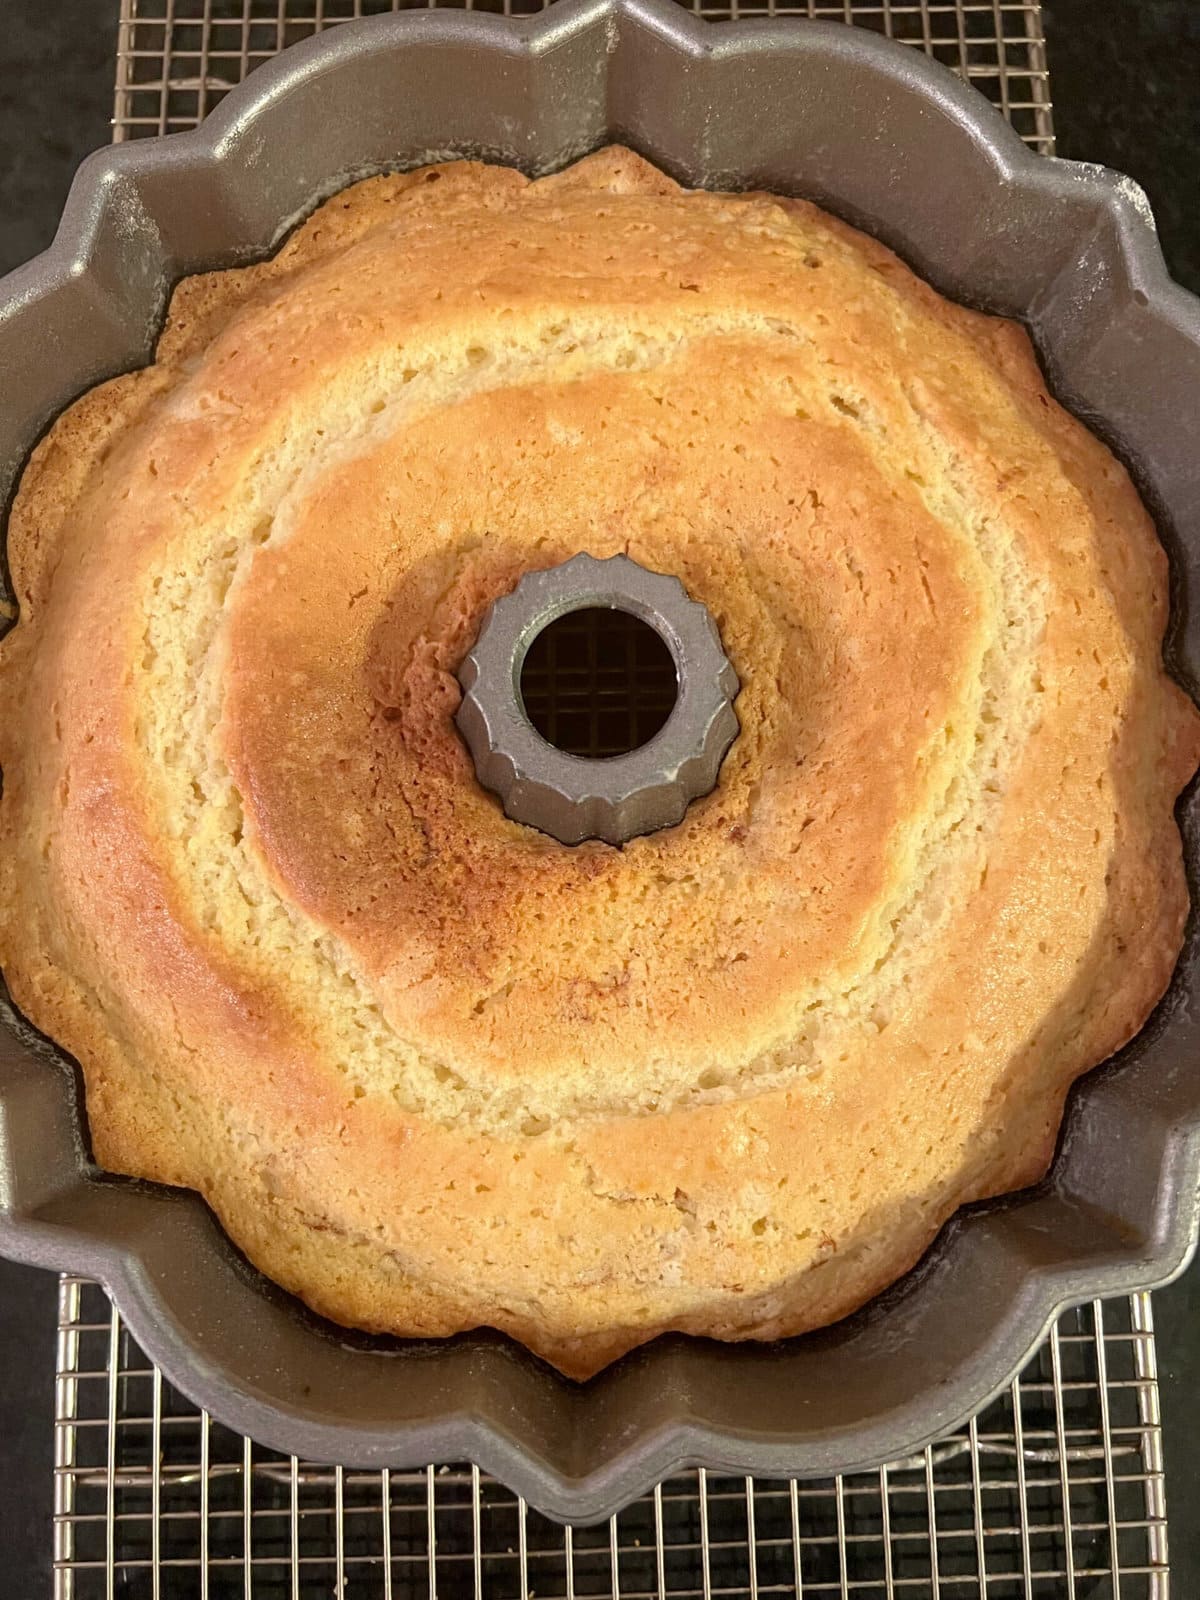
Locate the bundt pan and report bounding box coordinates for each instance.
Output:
[2,0,1200,1525]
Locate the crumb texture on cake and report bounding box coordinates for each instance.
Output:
[2,147,1197,1378]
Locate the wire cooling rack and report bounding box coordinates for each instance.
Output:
[54,1281,1169,1596]
[47,3,1171,1596]
[112,0,1055,154]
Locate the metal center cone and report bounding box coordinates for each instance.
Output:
[455,553,740,845]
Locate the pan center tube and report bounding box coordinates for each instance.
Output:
[455,553,740,846]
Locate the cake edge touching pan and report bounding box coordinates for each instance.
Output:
[2,0,1200,1525]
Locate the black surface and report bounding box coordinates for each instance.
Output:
[1045,0,1200,296]
[0,1261,55,1600]
[0,0,1197,1593]
[0,1,117,275]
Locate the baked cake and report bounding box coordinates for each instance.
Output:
[2,148,1196,1378]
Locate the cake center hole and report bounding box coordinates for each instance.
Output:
[520,607,678,758]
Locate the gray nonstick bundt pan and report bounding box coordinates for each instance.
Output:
[2,0,1200,1525]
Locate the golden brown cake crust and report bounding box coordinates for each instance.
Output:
[2,148,1197,1378]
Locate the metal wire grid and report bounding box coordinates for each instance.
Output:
[112,0,1054,155]
[53,1278,1169,1597]
[48,3,1167,1596]
[520,608,680,757]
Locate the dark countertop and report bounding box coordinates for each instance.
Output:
[1045,0,1200,297]
[0,2,1197,1595]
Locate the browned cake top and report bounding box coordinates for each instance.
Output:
[2,148,1196,1376]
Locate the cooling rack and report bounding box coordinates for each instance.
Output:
[112,0,1055,154]
[54,1281,1169,1596]
[47,2,1172,1594]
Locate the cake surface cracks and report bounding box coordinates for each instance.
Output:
[2,147,1195,1377]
